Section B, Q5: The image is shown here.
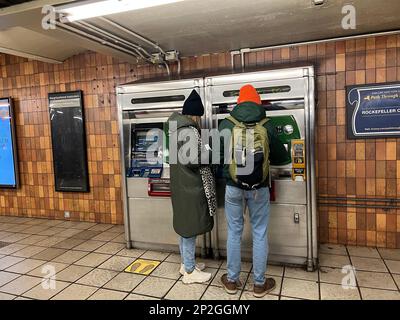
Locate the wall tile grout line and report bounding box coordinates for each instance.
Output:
[345,245,363,300]
[376,247,400,292]
[277,265,285,300]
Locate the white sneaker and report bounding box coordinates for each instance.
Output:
[179,262,206,276]
[182,268,212,284]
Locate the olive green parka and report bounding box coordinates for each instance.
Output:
[168,112,214,238]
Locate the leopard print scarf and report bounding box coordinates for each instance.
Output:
[190,126,217,216]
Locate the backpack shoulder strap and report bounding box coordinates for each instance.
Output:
[226,116,241,126]
[258,118,269,126]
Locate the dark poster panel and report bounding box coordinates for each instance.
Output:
[49,91,89,192]
[346,82,400,139]
[0,97,18,188]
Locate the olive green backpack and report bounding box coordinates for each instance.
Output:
[227,116,270,189]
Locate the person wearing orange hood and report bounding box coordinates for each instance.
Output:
[218,84,290,298]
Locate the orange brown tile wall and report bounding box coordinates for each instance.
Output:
[0,34,400,248]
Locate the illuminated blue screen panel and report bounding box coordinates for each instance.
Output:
[0,98,18,188]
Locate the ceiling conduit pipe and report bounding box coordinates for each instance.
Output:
[55,21,143,61]
[231,29,400,71]
[230,50,239,70]
[73,22,147,61]
[177,59,181,76]
[74,21,153,63]
[98,17,167,55]
[97,16,170,76]
[163,62,170,76]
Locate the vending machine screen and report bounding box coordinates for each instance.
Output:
[128,123,165,178]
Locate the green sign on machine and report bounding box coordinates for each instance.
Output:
[268,115,301,165]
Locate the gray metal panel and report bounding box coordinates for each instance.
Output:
[117,90,131,247]
[304,71,318,270]
[206,67,310,86]
[117,78,204,94]
[128,197,203,250]
[120,88,196,111]
[268,204,308,258]
[122,122,131,171]
[127,178,148,198]
[119,83,205,120]
[215,198,308,262]
[208,78,305,104]
[309,75,318,266]
[128,197,176,245]
[123,117,169,124]
[273,180,307,205]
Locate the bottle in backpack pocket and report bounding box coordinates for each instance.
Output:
[234,145,246,167]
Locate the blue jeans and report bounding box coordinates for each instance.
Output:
[225,185,270,285]
[179,236,196,273]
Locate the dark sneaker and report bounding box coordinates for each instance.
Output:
[221,273,242,295]
[253,278,276,298]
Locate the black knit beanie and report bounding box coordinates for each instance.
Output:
[182,90,204,116]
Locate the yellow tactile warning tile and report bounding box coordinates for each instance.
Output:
[125,259,161,275]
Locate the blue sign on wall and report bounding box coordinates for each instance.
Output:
[346,82,400,139]
[0,98,18,188]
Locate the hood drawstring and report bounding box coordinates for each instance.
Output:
[242,189,246,216]
[254,188,258,201]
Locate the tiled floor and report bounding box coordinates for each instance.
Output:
[0,215,399,300]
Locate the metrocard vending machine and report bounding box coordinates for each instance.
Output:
[117,66,317,270]
[117,79,207,255]
[205,67,317,270]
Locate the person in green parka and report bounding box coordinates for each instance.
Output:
[168,89,216,284]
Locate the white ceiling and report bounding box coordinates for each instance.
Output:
[104,0,400,55]
[1,0,400,64]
